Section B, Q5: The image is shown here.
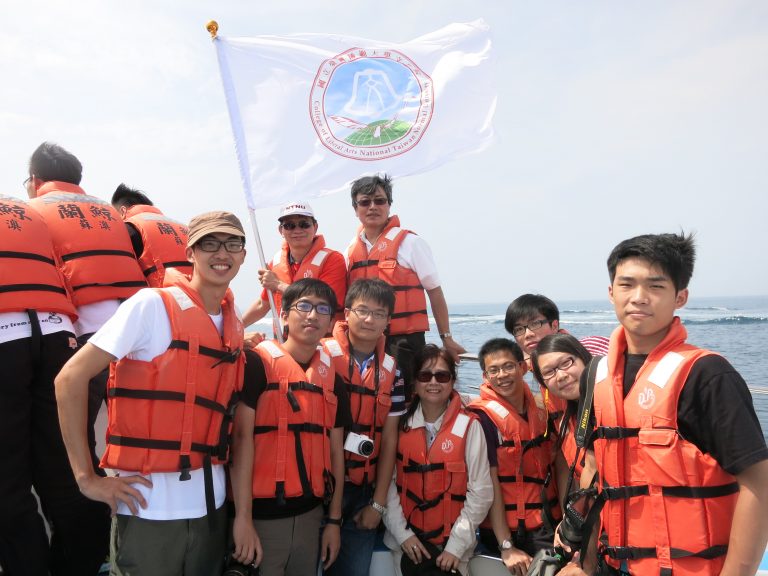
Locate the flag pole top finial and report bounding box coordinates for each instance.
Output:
[206,20,219,39]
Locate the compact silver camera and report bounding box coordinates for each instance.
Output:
[344,432,374,457]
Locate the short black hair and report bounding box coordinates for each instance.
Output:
[344,278,395,316]
[112,184,153,209]
[29,142,82,185]
[504,294,559,335]
[478,338,524,370]
[350,174,393,207]
[607,232,696,292]
[530,334,592,387]
[281,278,337,316]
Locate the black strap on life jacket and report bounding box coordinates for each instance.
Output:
[142,261,192,278]
[0,250,56,264]
[349,259,378,271]
[60,249,137,261]
[71,280,148,292]
[0,283,68,295]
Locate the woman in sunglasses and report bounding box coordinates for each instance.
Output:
[382,344,493,575]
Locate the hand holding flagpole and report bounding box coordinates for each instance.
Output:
[207,20,283,342]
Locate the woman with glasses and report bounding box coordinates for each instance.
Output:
[530,333,595,501]
[468,338,561,576]
[382,344,493,576]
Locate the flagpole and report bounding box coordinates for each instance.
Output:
[207,19,283,342]
[247,208,284,342]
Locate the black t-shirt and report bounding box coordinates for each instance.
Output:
[586,351,768,476]
[240,349,352,518]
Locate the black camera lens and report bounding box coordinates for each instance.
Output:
[358,439,374,456]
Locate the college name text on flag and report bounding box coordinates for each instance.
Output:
[213,20,496,209]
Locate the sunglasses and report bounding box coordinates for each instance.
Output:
[355,197,389,208]
[280,220,313,230]
[415,370,453,383]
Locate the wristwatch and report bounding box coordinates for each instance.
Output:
[370,500,387,515]
[499,538,513,552]
[439,332,452,340]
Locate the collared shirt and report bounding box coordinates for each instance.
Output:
[383,402,493,561]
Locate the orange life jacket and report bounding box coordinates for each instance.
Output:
[592,318,738,576]
[323,321,395,486]
[124,205,192,287]
[270,235,344,322]
[0,194,77,319]
[347,216,428,335]
[469,383,561,533]
[251,340,338,502]
[396,393,474,546]
[30,182,147,306]
[101,272,244,477]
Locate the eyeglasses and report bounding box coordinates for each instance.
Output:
[23,176,32,189]
[484,362,520,377]
[291,300,332,316]
[196,238,245,253]
[540,356,576,382]
[511,318,551,338]
[346,307,389,321]
[280,220,313,230]
[354,197,389,208]
[415,370,453,384]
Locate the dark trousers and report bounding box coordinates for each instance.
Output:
[0,330,111,576]
[77,333,109,477]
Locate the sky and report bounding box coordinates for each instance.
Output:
[2,0,766,308]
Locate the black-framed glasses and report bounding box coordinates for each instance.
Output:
[291,300,332,316]
[346,307,388,321]
[511,318,550,338]
[416,370,453,384]
[540,356,576,382]
[485,362,520,378]
[196,238,245,253]
[280,220,313,230]
[354,197,389,208]
[23,176,32,189]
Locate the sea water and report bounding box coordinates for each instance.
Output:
[423,295,768,441]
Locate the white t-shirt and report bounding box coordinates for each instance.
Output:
[74,298,121,337]
[346,223,441,291]
[89,288,227,520]
[0,310,75,345]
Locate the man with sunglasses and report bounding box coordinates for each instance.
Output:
[55,211,247,575]
[321,279,407,576]
[231,278,352,575]
[346,174,465,367]
[469,338,560,576]
[243,202,347,330]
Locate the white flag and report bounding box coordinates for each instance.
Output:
[213,20,496,209]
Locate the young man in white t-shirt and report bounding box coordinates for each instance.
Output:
[55,211,250,576]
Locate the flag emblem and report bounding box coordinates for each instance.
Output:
[311,48,433,160]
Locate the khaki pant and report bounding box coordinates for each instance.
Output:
[110,506,227,576]
[253,504,323,576]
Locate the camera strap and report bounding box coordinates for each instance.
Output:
[575,356,602,449]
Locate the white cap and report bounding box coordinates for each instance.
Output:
[278,202,315,221]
